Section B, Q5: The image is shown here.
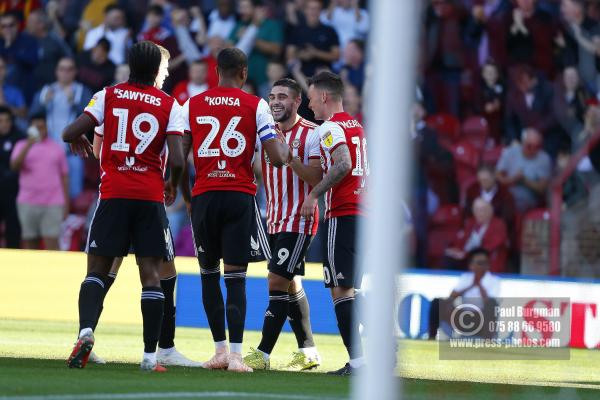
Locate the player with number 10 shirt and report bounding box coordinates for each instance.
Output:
[180,48,290,372]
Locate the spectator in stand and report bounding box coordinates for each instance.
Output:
[320,0,369,58]
[337,38,365,91]
[556,148,588,208]
[0,0,43,29]
[473,60,504,143]
[258,60,286,99]
[412,100,455,266]
[113,63,130,85]
[464,165,515,225]
[171,7,203,66]
[171,59,208,105]
[423,0,469,116]
[0,56,25,127]
[26,9,71,90]
[10,112,68,250]
[504,66,554,144]
[286,0,340,78]
[76,38,116,94]
[203,35,226,88]
[206,0,236,41]
[137,5,172,47]
[0,11,38,104]
[429,248,500,340]
[30,57,91,199]
[496,127,552,213]
[343,83,362,123]
[557,0,600,94]
[506,0,559,79]
[445,197,509,272]
[229,0,283,89]
[0,106,23,248]
[552,66,588,145]
[83,4,130,66]
[465,0,511,69]
[285,0,307,34]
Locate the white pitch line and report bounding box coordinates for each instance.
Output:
[0,392,345,400]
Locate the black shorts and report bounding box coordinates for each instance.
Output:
[86,198,173,259]
[191,191,263,268]
[267,232,312,280]
[322,215,362,289]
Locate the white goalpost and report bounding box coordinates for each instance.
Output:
[353,1,420,399]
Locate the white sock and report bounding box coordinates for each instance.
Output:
[143,351,157,364]
[215,340,228,352]
[230,342,242,354]
[258,349,269,360]
[299,347,317,358]
[349,357,365,368]
[158,346,174,354]
[79,328,93,338]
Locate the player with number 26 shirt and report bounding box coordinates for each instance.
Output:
[181,48,290,373]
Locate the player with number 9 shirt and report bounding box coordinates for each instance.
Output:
[180,48,291,372]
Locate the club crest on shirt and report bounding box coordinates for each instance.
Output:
[291,139,301,149]
[323,131,333,147]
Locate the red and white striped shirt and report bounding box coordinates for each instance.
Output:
[261,117,320,235]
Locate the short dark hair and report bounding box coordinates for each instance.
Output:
[148,4,164,16]
[272,78,302,98]
[348,38,365,53]
[1,10,22,23]
[0,105,13,118]
[127,41,162,86]
[95,38,111,53]
[217,48,247,78]
[466,247,490,265]
[308,71,344,101]
[30,110,46,122]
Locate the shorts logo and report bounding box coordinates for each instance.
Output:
[291,139,301,149]
[336,272,345,280]
[265,310,275,318]
[90,240,98,248]
[323,131,333,147]
[197,245,204,253]
[217,160,226,170]
[250,236,260,251]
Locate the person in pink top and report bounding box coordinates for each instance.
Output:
[10,111,68,250]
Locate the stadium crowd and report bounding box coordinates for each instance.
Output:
[1,0,599,274]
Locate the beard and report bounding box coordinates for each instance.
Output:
[273,107,292,123]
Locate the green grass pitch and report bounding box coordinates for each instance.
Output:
[1,319,600,399]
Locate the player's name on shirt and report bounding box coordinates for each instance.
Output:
[204,96,240,107]
[114,88,162,106]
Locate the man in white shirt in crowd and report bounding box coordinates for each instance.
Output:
[83,4,131,66]
[428,247,501,340]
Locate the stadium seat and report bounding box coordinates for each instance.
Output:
[427,226,461,268]
[451,141,480,186]
[429,204,462,228]
[461,116,489,151]
[482,145,504,166]
[425,113,461,147]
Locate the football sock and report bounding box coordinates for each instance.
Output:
[92,272,116,331]
[201,266,226,342]
[257,291,289,355]
[224,270,247,346]
[214,340,228,352]
[334,296,363,359]
[78,273,106,332]
[288,289,315,348]
[159,275,177,349]
[141,287,164,353]
[143,351,157,364]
